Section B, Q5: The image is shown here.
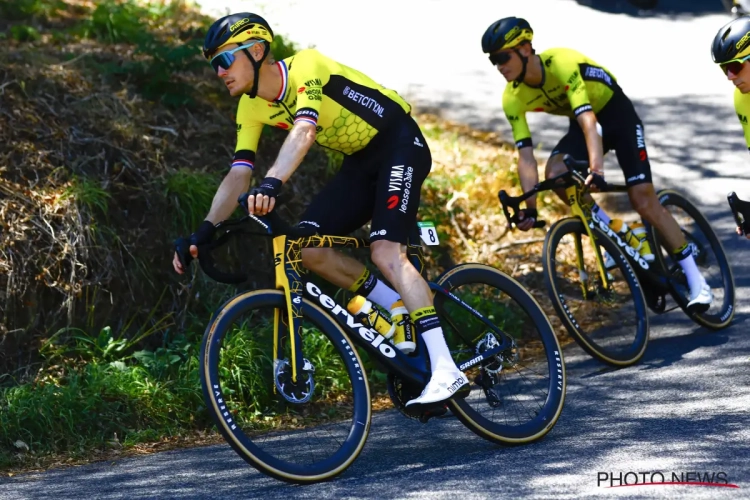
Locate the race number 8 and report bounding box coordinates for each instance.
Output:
[419,222,439,246]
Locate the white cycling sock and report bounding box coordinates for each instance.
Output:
[591,203,612,225]
[422,328,459,373]
[367,280,401,311]
[679,254,705,297]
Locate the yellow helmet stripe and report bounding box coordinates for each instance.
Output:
[504,29,533,49]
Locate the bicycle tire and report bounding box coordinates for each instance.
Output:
[543,217,650,367]
[200,290,371,484]
[650,189,736,329]
[435,263,566,445]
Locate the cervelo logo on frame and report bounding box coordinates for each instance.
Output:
[306,282,397,358]
[590,210,649,272]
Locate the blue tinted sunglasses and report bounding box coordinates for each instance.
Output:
[209,41,262,73]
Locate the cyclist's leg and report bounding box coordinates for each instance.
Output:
[608,94,711,305]
[365,116,468,404]
[298,153,402,309]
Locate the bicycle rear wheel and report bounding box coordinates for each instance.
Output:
[649,189,736,329]
[543,217,649,367]
[434,263,566,445]
[200,290,371,484]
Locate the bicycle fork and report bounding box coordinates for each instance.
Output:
[272,234,306,385]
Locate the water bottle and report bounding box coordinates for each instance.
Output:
[346,296,395,339]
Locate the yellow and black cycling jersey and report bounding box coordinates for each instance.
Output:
[503,47,620,149]
[734,87,750,152]
[231,48,412,169]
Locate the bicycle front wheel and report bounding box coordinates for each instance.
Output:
[200,290,371,484]
[434,263,566,445]
[650,189,736,329]
[543,217,649,367]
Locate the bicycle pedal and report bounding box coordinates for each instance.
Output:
[418,403,449,423]
[646,291,667,314]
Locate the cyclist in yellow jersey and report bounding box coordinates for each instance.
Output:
[711,15,750,239]
[482,17,712,310]
[172,13,468,405]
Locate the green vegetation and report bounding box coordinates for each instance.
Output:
[0,0,567,473]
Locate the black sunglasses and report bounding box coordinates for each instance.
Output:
[488,51,513,66]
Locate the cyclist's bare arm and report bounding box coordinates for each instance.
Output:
[576,110,605,185]
[516,146,539,230]
[206,167,253,223]
[248,121,317,215]
[267,121,317,182]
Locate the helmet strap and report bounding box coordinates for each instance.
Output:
[512,48,529,88]
[243,42,271,99]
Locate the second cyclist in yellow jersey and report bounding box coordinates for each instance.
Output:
[483,16,713,310]
[501,47,618,150]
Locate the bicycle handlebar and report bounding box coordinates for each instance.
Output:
[498,154,621,230]
[176,194,317,285]
[727,191,750,236]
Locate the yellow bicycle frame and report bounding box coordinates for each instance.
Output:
[272,234,305,383]
[564,183,612,295]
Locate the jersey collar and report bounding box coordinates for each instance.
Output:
[274,60,289,102]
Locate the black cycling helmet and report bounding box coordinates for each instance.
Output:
[481,17,533,54]
[482,17,534,87]
[712,15,750,65]
[203,13,274,98]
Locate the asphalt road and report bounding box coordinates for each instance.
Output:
[1,0,748,498]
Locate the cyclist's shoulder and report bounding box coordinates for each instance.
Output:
[502,81,523,105]
[286,48,336,69]
[541,47,591,66]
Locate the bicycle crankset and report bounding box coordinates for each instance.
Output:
[643,285,667,313]
[386,373,449,423]
[274,358,315,404]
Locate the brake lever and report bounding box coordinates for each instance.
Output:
[498,190,546,229]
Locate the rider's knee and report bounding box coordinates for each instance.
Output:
[301,247,332,272]
[545,158,566,179]
[370,240,404,276]
[628,184,657,215]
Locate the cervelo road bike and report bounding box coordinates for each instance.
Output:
[499,154,735,367]
[180,201,566,484]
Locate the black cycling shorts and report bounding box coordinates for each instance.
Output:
[551,89,652,187]
[297,115,432,244]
